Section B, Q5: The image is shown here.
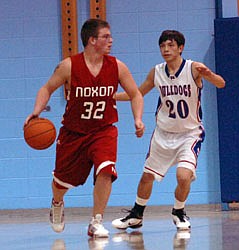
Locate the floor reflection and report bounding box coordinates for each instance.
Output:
[173,230,191,250]
[1,206,239,250]
[88,237,110,250]
[112,231,145,249]
[51,239,66,250]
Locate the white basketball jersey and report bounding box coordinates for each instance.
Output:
[154,59,203,133]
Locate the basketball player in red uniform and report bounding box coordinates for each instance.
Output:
[24,19,145,238]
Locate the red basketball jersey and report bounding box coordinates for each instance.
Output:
[62,53,119,134]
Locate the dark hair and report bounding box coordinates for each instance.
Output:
[158,30,185,47]
[81,18,110,47]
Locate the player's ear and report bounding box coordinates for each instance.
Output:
[89,36,97,45]
[179,45,184,54]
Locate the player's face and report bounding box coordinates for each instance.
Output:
[95,27,113,54]
[159,39,183,62]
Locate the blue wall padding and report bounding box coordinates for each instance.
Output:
[214,17,239,202]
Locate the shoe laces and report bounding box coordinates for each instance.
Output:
[174,209,189,222]
[120,208,142,221]
[92,214,103,224]
[91,214,106,230]
[90,216,107,233]
[52,202,64,223]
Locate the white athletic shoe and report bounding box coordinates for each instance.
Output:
[112,209,143,230]
[50,199,65,233]
[87,214,109,238]
[172,208,191,230]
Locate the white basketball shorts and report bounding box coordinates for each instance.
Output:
[144,125,205,181]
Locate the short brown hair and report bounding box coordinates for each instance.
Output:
[81,19,110,47]
[158,30,185,47]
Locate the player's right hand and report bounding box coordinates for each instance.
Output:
[23,114,39,128]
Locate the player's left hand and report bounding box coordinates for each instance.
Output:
[135,120,145,138]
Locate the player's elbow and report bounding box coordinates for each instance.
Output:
[134,90,144,101]
[218,79,226,88]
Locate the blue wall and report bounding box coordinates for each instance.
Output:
[0,0,234,209]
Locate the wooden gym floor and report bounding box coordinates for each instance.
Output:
[1,204,239,250]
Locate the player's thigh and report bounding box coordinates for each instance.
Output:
[55,127,92,186]
[144,130,176,180]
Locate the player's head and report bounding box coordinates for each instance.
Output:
[158,30,185,47]
[81,18,110,47]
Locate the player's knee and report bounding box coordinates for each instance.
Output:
[141,172,155,183]
[53,179,68,190]
[96,164,117,183]
[97,170,112,179]
[177,168,193,184]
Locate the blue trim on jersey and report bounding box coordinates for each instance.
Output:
[193,126,205,158]
[155,96,161,116]
[198,87,203,120]
[165,59,186,78]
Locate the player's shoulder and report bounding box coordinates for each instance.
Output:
[189,59,207,69]
[70,52,83,61]
[104,54,117,64]
[115,58,130,73]
[105,54,116,60]
[190,60,204,74]
[154,62,166,73]
[53,57,71,75]
[155,61,166,68]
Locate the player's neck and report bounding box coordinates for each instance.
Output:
[83,49,103,64]
[83,50,104,77]
[166,57,183,75]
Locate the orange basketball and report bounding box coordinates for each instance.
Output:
[24,117,57,150]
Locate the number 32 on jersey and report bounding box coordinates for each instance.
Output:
[81,101,106,119]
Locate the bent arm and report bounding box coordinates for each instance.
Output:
[24,58,71,125]
[193,62,225,88]
[115,67,155,101]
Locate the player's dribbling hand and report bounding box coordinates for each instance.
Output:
[23,114,39,128]
[135,120,145,138]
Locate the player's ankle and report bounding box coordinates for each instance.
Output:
[133,202,146,217]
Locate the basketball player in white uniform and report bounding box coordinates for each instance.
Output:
[112,30,225,232]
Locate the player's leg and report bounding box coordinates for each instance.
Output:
[52,179,68,202]
[175,167,193,203]
[112,172,154,230]
[93,172,112,216]
[88,125,118,238]
[172,167,193,230]
[172,127,204,230]
[50,180,68,233]
[87,170,113,238]
[137,172,155,199]
[112,126,171,230]
[50,126,88,233]
[49,127,71,233]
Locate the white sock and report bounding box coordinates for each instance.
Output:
[174,198,185,209]
[136,196,148,206]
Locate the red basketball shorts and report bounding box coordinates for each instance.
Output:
[53,125,118,188]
